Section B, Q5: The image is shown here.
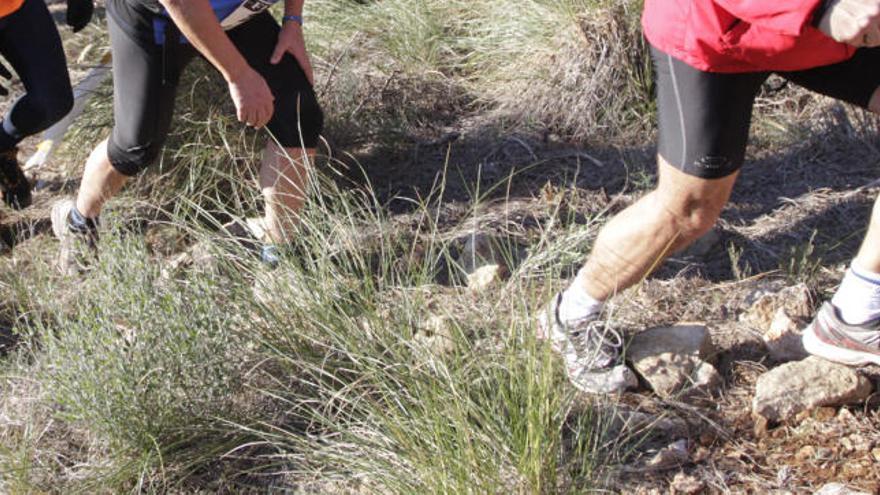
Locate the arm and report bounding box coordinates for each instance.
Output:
[285,0,304,18]
[271,0,315,86]
[714,0,825,36]
[159,0,249,82]
[158,0,275,126]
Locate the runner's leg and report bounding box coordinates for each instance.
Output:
[576,160,739,301]
[227,14,323,246]
[76,9,193,219]
[567,47,765,306]
[782,48,880,325]
[0,0,73,150]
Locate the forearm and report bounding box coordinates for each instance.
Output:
[159,0,249,81]
[284,0,303,17]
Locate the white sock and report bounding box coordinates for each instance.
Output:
[558,280,604,323]
[831,262,880,325]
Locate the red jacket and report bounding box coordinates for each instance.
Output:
[642,0,857,72]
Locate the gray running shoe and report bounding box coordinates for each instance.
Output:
[537,292,636,393]
[51,199,98,275]
[802,302,880,366]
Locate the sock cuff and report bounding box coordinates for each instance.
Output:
[68,206,99,233]
[849,262,880,286]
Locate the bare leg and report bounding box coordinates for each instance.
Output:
[75,139,129,218]
[576,156,739,301]
[259,141,314,244]
[851,90,880,272]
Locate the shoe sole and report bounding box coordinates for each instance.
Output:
[802,324,880,367]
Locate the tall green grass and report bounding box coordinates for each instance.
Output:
[0,163,630,492]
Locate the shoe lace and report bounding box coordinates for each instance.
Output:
[566,316,623,364]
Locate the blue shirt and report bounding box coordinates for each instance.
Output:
[152,0,273,44]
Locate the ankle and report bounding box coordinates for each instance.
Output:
[68,205,99,235]
[832,263,880,325]
[559,280,605,323]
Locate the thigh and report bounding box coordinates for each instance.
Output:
[227,13,323,147]
[0,0,71,97]
[106,12,191,155]
[780,48,880,109]
[653,45,767,179]
[226,13,313,94]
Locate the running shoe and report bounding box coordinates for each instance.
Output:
[51,199,98,275]
[537,292,637,393]
[802,302,880,366]
[0,148,31,209]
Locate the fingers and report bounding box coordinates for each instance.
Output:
[240,102,275,128]
[254,105,271,128]
[270,42,285,65]
[864,23,880,46]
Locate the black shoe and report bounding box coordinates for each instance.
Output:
[0,148,32,210]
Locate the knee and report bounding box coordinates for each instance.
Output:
[654,193,722,240]
[270,90,324,148]
[107,138,163,176]
[37,86,74,125]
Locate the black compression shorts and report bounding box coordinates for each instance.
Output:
[653,44,880,179]
[0,0,73,150]
[106,0,323,176]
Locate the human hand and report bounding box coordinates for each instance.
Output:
[818,0,880,47]
[271,21,314,86]
[0,59,10,97]
[66,0,94,32]
[228,67,275,128]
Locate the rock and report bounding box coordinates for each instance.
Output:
[629,324,715,361]
[646,439,689,471]
[691,361,722,392]
[670,472,705,494]
[608,408,690,438]
[762,308,809,362]
[741,283,816,332]
[814,483,871,495]
[575,364,639,394]
[415,314,455,356]
[466,264,507,290]
[752,356,873,423]
[627,324,719,398]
